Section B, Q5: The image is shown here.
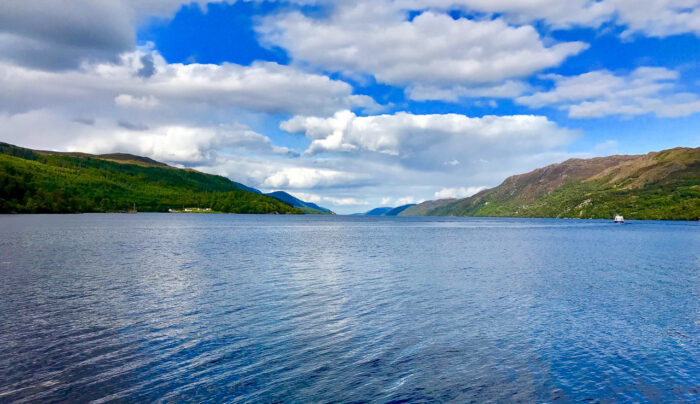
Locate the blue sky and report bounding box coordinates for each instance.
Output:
[1,1,699,213]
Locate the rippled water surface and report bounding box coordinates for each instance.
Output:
[0,214,698,403]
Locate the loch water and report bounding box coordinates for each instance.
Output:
[0,214,698,402]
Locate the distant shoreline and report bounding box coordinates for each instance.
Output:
[1,212,698,222]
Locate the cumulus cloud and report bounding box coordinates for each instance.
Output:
[0,48,377,117]
[395,196,421,206]
[0,42,383,210]
[434,186,487,199]
[0,107,583,214]
[610,0,700,38]
[6,0,691,214]
[323,196,369,206]
[192,154,375,196]
[114,94,160,109]
[258,4,587,101]
[272,110,582,211]
[287,192,322,203]
[364,0,700,37]
[517,67,700,118]
[277,192,369,207]
[261,167,368,189]
[3,0,699,80]
[0,1,135,70]
[133,53,377,115]
[281,110,577,169]
[0,107,285,164]
[0,0,232,70]
[70,124,290,164]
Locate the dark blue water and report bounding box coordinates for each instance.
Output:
[0,214,698,403]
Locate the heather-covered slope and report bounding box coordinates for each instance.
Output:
[401,147,700,220]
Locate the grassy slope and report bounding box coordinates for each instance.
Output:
[401,147,700,220]
[0,143,301,214]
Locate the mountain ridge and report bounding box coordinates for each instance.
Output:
[265,191,334,214]
[353,204,416,216]
[400,147,700,220]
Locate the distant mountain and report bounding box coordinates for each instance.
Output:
[362,207,393,216]
[384,204,416,216]
[355,204,416,216]
[0,142,301,214]
[400,147,700,220]
[265,191,333,214]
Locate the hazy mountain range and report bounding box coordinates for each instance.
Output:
[352,205,417,216]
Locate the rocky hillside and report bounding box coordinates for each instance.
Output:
[400,147,700,220]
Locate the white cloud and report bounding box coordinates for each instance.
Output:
[259,5,587,101]
[0,107,583,214]
[261,167,367,189]
[274,110,580,212]
[7,0,694,215]
[610,0,700,38]
[390,0,700,37]
[114,94,160,109]
[434,186,487,199]
[0,1,134,70]
[3,0,699,80]
[281,110,577,169]
[287,192,369,207]
[194,155,377,200]
[70,124,288,164]
[517,67,700,118]
[323,196,369,206]
[0,0,231,70]
[0,48,376,117]
[395,196,419,206]
[287,192,323,203]
[0,107,285,164]
[139,55,378,115]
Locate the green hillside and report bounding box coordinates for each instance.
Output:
[401,147,700,220]
[0,143,302,214]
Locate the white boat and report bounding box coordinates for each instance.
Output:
[614,214,624,223]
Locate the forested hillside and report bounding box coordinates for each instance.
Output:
[0,143,301,214]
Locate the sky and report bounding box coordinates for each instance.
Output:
[1,1,700,213]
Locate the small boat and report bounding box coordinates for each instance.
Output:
[614,214,624,223]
